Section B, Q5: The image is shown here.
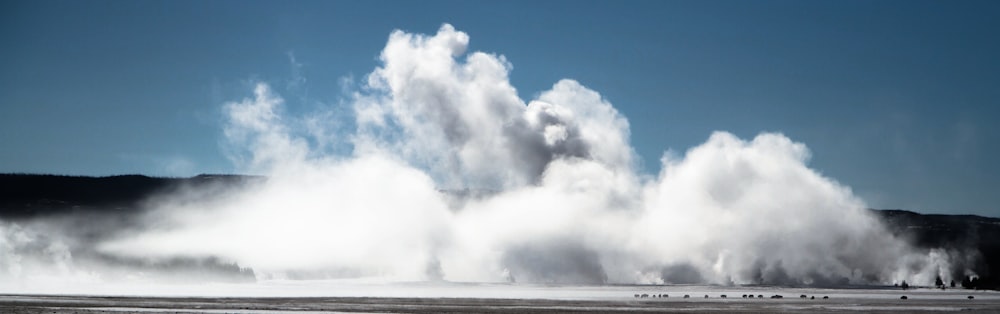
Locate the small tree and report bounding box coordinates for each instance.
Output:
[901,280,909,290]
[962,276,979,289]
[935,276,944,288]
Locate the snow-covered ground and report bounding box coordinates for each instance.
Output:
[3,281,998,300]
[2,283,998,313]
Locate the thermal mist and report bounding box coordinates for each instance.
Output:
[1,24,957,290]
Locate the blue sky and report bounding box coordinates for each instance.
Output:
[1,0,998,216]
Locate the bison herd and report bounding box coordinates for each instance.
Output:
[634,293,817,299]
[633,293,978,301]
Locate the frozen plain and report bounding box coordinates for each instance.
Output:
[2,282,999,313]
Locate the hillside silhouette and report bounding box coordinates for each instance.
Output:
[873,209,1000,290]
[0,173,258,218]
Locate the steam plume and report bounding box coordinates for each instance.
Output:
[1,24,957,290]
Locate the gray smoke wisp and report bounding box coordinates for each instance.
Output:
[0,24,961,292]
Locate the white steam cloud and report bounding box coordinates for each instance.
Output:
[1,24,956,290]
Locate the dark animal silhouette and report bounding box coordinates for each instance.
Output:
[900,296,908,300]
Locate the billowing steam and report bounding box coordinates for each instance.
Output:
[1,24,958,290]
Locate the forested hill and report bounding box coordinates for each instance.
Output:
[0,173,259,218]
[871,208,1000,289]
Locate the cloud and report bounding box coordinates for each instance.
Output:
[286,51,307,92]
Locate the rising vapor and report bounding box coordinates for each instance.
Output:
[1,24,957,291]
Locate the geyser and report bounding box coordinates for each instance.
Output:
[0,24,958,291]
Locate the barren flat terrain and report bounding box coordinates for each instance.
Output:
[2,285,999,313]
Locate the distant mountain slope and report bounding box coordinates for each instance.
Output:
[872,209,1000,249]
[870,208,1000,289]
[0,173,259,219]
